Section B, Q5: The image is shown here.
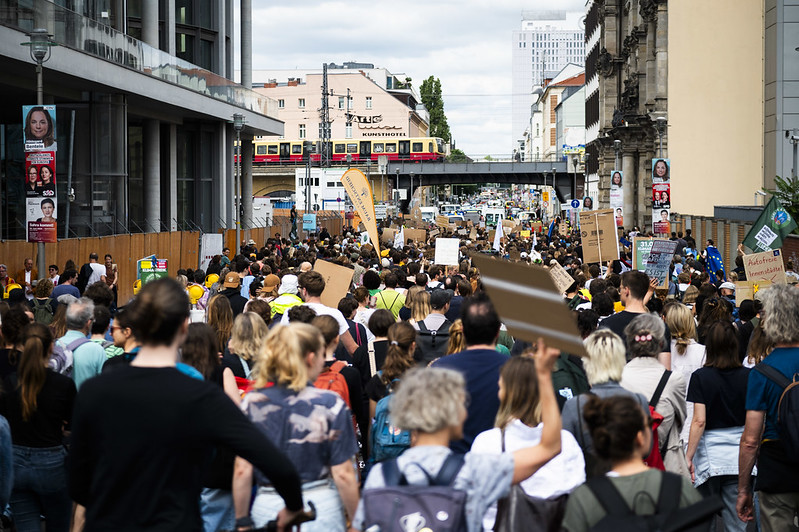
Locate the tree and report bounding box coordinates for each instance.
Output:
[765,175,799,234]
[419,76,451,142]
[446,148,469,163]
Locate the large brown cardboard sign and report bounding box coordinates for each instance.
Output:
[313,259,353,309]
[579,209,619,264]
[404,228,427,244]
[548,261,575,294]
[471,254,586,356]
[380,228,396,244]
[744,249,786,284]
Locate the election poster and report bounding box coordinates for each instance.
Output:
[26,197,57,243]
[652,158,671,235]
[23,105,57,152]
[610,170,624,227]
[24,151,56,198]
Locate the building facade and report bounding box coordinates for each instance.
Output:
[512,11,585,152]
[0,0,278,239]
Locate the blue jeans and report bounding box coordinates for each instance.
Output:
[697,475,746,532]
[252,479,345,532]
[10,445,71,532]
[200,487,235,532]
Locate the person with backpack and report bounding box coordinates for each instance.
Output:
[561,395,709,531]
[354,339,563,532]
[0,323,76,532]
[89,305,123,359]
[56,297,106,389]
[374,272,405,320]
[28,279,56,325]
[738,284,799,529]
[562,329,651,477]
[367,322,416,463]
[233,323,359,532]
[621,313,690,478]
[683,320,750,532]
[471,356,586,532]
[413,288,453,364]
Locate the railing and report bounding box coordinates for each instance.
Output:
[1,0,277,116]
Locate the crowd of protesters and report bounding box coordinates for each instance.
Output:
[0,217,795,532]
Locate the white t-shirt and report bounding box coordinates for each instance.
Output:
[24,271,33,300]
[671,339,706,447]
[354,308,377,342]
[280,302,348,335]
[88,262,105,285]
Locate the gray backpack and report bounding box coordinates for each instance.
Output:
[362,454,466,532]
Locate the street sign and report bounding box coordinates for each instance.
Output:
[571,199,580,209]
[542,190,550,202]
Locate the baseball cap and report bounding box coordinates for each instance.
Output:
[261,274,281,293]
[430,289,453,310]
[719,282,735,291]
[223,272,240,288]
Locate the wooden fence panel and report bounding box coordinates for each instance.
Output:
[180,231,200,270]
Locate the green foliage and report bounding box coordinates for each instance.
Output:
[484,155,494,161]
[419,76,451,142]
[764,175,799,233]
[446,148,468,163]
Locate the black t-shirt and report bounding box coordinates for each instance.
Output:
[600,310,671,357]
[221,352,255,379]
[0,370,76,447]
[352,340,389,388]
[323,360,367,445]
[68,366,303,531]
[686,366,750,429]
[0,349,20,381]
[364,374,390,403]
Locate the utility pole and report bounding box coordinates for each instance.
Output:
[320,63,331,167]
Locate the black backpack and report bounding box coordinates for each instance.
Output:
[586,472,721,532]
[754,363,799,459]
[415,319,452,364]
[362,454,467,532]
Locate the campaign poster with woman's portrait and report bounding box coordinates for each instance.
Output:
[610,170,624,227]
[24,151,56,198]
[22,105,57,152]
[653,183,670,209]
[27,197,57,243]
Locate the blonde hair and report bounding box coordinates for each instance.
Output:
[664,303,696,356]
[445,319,466,356]
[495,357,540,429]
[583,329,627,385]
[410,290,431,322]
[255,323,323,392]
[228,312,268,361]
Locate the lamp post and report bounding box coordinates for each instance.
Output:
[22,28,56,280]
[232,113,245,252]
[571,154,579,201]
[395,168,400,208]
[655,117,667,158]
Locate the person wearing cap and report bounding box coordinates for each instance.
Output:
[219,272,248,317]
[299,262,312,273]
[719,281,735,302]
[258,274,281,304]
[269,275,303,320]
[280,271,360,356]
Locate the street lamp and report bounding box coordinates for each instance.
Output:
[232,113,245,252]
[571,154,579,201]
[655,116,667,158]
[21,28,56,280]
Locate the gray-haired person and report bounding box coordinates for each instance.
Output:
[57,297,106,388]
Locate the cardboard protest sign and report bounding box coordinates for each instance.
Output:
[548,261,576,294]
[313,259,353,309]
[532,221,543,233]
[429,228,441,239]
[559,222,568,235]
[434,238,460,266]
[469,228,478,240]
[502,219,516,231]
[579,210,619,264]
[380,228,396,244]
[404,228,427,244]
[735,280,772,306]
[743,249,786,284]
[471,254,586,356]
[436,215,451,228]
[520,230,531,238]
[632,237,656,271]
[643,239,678,287]
[457,228,468,236]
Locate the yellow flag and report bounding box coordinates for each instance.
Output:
[341,168,381,255]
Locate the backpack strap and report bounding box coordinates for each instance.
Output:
[66,337,91,352]
[381,458,402,487]
[330,360,347,374]
[585,475,631,517]
[367,341,377,377]
[432,453,465,486]
[755,364,791,390]
[417,321,429,333]
[436,319,452,333]
[656,472,683,516]
[649,370,672,408]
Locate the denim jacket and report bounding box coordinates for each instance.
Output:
[693,425,755,487]
[0,415,12,509]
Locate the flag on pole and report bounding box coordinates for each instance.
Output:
[742,196,798,253]
[705,245,726,285]
[493,225,502,252]
[341,168,380,255]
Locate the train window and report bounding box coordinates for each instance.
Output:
[412,142,423,152]
[428,142,433,152]
[267,145,278,154]
[256,145,267,155]
[347,143,358,153]
[334,143,346,154]
[292,145,302,154]
[385,143,397,153]
[327,182,335,187]
[373,143,384,153]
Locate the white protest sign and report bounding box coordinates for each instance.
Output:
[199,233,223,271]
[434,238,460,266]
[644,239,678,287]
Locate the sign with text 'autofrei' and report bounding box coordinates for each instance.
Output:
[743,249,786,284]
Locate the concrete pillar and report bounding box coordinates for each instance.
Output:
[223,123,235,229]
[166,0,176,56]
[241,133,254,230]
[240,0,252,88]
[113,0,126,32]
[655,4,668,110]
[730,222,739,266]
[637,152,649,229]
[168,124,177,231]
[143,119,161,232]
[622,150,635,230]
[217,0,226,76]
[142,0,159,48]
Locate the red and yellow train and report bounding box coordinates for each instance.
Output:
[245,137,446,164]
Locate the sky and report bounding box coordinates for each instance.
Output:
[246,0,585,159]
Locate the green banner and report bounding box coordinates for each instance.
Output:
[743,197,797,253]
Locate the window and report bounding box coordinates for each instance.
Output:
[412,142,423,152]
[299,178,303,185]
[347,97,353,110]
[345,125,352,138]
[278,99,285,109]
[299,124,306,139]
[337,182,344,187]
[327,182,335,187]
[314,178,319,186]
[267,145,278,154]
[366,96,372,110]
[346,143,358,153]
[373,143,384,153]
[338,96,345,109]
[385,143,397,153]
[334,143,346,154]
[256,145,266,155]
[292,144,303,154]
[298,98,305,108]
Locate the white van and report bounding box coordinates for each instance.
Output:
[420,206,439,223]
[484,208,505,228]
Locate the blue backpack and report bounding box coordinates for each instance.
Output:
[370,373,411,463]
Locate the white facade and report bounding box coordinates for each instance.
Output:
[295,168,351,212]
[512,11,585,151]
